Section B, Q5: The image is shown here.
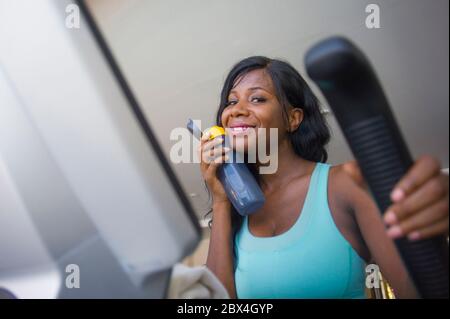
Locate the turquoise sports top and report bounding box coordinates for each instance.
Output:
[234,163,367,299]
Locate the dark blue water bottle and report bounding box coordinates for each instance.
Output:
[187,120,265,216]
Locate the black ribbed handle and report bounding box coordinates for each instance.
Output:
[346,116,449,298]
[305,36,449,298]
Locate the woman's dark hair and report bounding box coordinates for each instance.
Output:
[207,56,330,264]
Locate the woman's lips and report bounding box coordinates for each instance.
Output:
[227,126,257,136]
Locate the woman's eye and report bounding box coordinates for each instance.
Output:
[251,97,266,103]
[226,100,238,106]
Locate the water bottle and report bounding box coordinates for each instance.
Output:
[187,119,265,216]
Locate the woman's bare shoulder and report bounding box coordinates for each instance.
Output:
[328,164,366,207]
[328,164,361,189]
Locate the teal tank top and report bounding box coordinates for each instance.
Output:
[234,163,367,299]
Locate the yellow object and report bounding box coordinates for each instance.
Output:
[204,126,225,140]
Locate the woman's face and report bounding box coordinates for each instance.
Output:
[221,69,288,155]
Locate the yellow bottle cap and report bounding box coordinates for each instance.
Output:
[204,126,226,140]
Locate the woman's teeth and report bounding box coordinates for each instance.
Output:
[231,127,250,132]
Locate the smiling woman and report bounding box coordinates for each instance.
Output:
[200,56,449,299]
[218,57,330,163]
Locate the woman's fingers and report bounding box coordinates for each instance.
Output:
[381,155,449,241]
[404,217,449,241]
[197,134,225,164]
[202,145,230,164]
[390,155,442,202]
[200,130,211,142]
[204,153,230,180]
[384,174,449,225]
[198,131,230,202]
[386,198,449,240]
[203,137,224,152]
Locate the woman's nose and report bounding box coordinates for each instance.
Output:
[230,101,250,117]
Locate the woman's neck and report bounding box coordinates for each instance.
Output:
[255,139,314,193]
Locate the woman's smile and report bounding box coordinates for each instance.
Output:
[227,122,257,137]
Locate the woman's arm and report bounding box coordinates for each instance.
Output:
[198,131,236,298]
[350,181,420,298]
[337,156,449,298]
[342,156,449,240]
[206,200,237,299]
[332,167,419,298]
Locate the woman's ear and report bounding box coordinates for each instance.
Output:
[288,108,304,132]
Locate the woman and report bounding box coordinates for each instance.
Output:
[199,56,449,298]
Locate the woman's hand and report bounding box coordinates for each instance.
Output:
[198,131,231,204]
[342,156,449,241]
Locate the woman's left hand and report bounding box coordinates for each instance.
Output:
[342,155,449,241]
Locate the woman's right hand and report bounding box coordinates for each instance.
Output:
[198,131,231,204]
[201,132,236,298]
